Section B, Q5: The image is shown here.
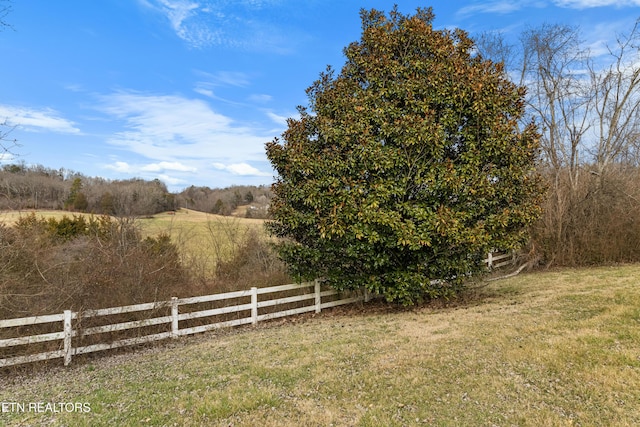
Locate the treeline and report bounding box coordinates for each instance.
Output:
[476,21,640,268]
[0,163,272,218]
[180,184,272,218]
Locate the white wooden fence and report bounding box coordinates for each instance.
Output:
[0,281,361,368]
[0,251,513,369]
[485,251,515,270]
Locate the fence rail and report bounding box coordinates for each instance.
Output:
[0,281,358,368]
[485,251,515,270]
[0,251,513,368]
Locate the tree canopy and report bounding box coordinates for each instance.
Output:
[266,7,545,304]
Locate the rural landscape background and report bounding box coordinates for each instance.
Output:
[2,0,640,426]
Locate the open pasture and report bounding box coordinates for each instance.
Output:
[137,209,268,280]
[0,209,90,225]
[1,265,639,426]
[0,209,268,278]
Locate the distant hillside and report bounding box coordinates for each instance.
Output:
[0,163,272,218]
[178,184,271,218]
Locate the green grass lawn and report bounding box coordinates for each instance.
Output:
[2,265,640,426]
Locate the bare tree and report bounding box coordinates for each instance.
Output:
[0,121,18,162]
[589,19,640,176]
[0,0,11,31]
[521,24,592,189]
[1,1,16,163]
[476,22,640,266]
[477,24,592,190]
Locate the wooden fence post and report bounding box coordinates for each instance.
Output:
[251,287,258,325]
[63,310,72,366]
[314,280,321,313]
[171,297,179,338]
[364,288,370,303]
[487,252,493,270]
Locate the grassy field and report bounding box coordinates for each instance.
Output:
[1,265,639,426]
[0,208,266,234]
[0,209,267,278]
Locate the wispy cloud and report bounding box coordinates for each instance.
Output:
[105,161,134,173]
[195,70,251,87]
[457,1,544,16]
[212,162,271,177]
[457,0,640,16]
[140,0,296,52]
[140,0,220,48]
[0,105,81,134]
[193,70,252,101]
[553,0,640,8]
[104,160,191,186]
[265,111,289,127]
[98,90,271,170]
[248,94,272,104]
[141,161,197,172]
[0,152,17,164]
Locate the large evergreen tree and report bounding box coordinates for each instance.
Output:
[266,7,545,304]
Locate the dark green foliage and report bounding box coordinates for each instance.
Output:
[211,199,226,215]
[65,177,83,211]
[245,191,254,204]
[100,192,116,215]
[14,213,116,242]
[266,7,545,304]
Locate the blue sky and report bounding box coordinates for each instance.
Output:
[0,0,639,191]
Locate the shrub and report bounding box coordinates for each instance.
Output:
[532,165,640,266]
[0,214,188,318]
[266,7,544,304]
[215,229,289,291]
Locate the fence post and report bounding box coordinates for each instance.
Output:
[171,297,179,338]
[315,280,321,313]
[487,252,493,270]
[63,310,72,366]
[251,287,258,325]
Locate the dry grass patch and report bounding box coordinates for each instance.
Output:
[0,209,273,287]
[1,266,640,426]
[136,209,268,282]
[0,210,96,225]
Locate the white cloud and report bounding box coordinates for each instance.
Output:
[98,91,271,167]
[96,91,277,189]
[266,111,289,127]
[248,94,272,104]
[457,0,639,16]
[105,161,134,173]
[0,152,16,164]
[103,160,191,188]
[553,0,640,8]
[140,0,296,52]
[0,105,80,134]
[157,173,188,186]
[143,0,220,48]
[192,71,252,101]
[213,162,271,176]
[195,70,251,88]
[194,87,215,98]
[141,161,197,172]
[457,1,542,16]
